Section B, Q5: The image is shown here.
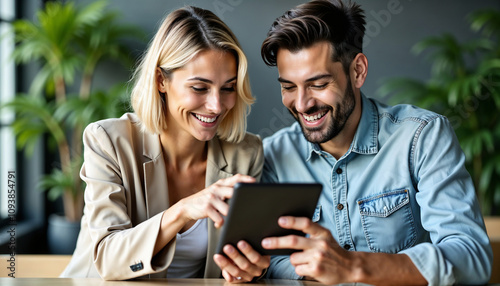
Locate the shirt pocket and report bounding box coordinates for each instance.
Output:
[357,189,416,253]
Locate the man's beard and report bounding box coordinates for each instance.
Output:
[289,80,356,144]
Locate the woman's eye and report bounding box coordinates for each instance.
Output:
[191,86,208,92]
[221,85,235,92]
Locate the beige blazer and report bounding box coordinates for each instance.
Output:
[60,113,264,280]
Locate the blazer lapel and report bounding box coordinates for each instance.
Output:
[142,131,170,219]
[204,137,233,277]
[206,137,233,184]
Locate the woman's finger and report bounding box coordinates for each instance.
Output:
[217,174,255,187]
[214,253,253,282]
[210,185,234,202]
[223,243,262,277]
[237,240,270,269]
[206,205,224,228]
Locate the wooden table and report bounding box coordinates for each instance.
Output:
[0,278,329,286]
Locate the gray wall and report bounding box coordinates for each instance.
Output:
[83,0,500,138]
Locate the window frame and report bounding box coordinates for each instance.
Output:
[0,0,17,225]
[0,0,47,254]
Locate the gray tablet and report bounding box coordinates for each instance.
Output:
[215,182,322,256]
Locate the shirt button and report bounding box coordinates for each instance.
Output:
[343,244,351,250]
[336,203,344,210]
[336,168,342,174]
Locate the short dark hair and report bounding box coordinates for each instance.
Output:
[261,0,366,73]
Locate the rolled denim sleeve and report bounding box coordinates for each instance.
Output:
[403,116,492,285]
[265,255,302,280]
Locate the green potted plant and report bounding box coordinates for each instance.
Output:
[2,0,143,253]
[377,9,500,216]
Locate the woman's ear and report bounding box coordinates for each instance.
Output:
[156,67,168,93]
[350,53,368,89]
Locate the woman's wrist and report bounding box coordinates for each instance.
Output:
[161,201,189,230]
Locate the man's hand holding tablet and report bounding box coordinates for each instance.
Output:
[213,183,322,283]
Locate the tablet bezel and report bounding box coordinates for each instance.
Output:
[215,182,322,256]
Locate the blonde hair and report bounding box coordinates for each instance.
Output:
[131,6,254,143]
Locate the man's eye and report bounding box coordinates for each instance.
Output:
[281,86,295,91]
[311,83,328,89]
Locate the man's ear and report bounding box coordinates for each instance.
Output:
[350,53,368,89]
[156,67,168,93]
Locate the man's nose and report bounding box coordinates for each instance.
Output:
[295,87,315,113]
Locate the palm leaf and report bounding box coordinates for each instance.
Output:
[469,9,500,37]
[39,169,74,201]
[412,34,466,76]
[2,95,67,151]
[55,83,131,127]
[4,0,144,217]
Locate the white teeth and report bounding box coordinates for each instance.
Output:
[303,111,327,122]
[195,114,217,123]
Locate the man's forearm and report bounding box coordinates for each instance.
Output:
[351,252,427,286]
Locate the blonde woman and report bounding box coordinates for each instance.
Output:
[61,6,269,282]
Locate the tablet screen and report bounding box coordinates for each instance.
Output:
[215,182,322,256]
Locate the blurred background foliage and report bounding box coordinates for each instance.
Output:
[378,9,500,215]
[1,0,144,221]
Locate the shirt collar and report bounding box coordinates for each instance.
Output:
[351,92,379,155]
[305,92,379,160]
[306,140,323,161]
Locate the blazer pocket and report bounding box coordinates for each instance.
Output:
[357,189,416,253]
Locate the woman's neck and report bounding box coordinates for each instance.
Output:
[160,130,208,172]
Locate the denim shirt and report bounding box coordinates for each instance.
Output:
[262,94,492,285]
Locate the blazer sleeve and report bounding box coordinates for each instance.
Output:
[80,123,173,280]
[249,135,264,182]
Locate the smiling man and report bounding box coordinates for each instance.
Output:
[258,0,493,285]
